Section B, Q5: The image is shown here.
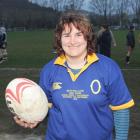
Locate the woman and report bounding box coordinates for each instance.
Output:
[14,11,134,140]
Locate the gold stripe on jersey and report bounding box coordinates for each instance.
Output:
[110,99,134,110]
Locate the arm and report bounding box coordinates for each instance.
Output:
[110,30,116,47]
[113,109,130,140]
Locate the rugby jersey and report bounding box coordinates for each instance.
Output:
[39,53,134,140]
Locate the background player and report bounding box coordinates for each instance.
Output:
[97,24,116,57]
[125,25,135,64]
[0,26,8,63]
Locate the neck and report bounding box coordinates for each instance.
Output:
[66,54,87,69]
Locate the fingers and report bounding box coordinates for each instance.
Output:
[29,122,38,128]
[13,116,39,129]
[14,116,26,128]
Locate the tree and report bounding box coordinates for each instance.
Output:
[45,0,85,11]
[130,0,140,24]
[65,0,85,10]
[89,0,116,23]
[115,0,129,26]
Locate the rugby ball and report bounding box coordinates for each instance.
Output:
[5,78,48,123]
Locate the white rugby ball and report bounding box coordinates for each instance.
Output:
[5,78,48,123]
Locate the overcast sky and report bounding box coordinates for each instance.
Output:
[29,0,90,11]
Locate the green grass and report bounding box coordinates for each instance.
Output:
[0,30,55,68]
[0,29,140,68]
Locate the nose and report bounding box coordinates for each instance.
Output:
[70,36,76,45]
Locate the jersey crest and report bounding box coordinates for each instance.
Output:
[90,79,101,94]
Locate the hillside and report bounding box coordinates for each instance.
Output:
[0,0,59,28]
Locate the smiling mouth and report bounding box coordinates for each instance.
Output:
[68,45,80,48]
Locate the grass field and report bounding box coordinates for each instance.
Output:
[0,29,139,68]
[0,30,55,68]
[0,29,140,139]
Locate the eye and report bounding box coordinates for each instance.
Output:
[76,32,83,36]
[64,34,70,37]
[62,34,70,37]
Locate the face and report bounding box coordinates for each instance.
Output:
[61,24,87,58]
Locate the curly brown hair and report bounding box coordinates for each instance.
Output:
[53,11,96,56]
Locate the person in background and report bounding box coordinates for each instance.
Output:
[125,25,135,65]
[0,26,8,63]
[97,24,116,57]
[14,11,134,140]
[0,30,4,63]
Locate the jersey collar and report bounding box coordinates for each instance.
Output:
[54,53,99,66]
[54,53,99,81]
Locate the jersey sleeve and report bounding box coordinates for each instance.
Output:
[107,61,134,110]
[39,64,53,103]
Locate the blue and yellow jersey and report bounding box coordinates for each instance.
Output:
[39,53,134,140]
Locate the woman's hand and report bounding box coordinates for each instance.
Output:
[13,103,52,128]
[13,116,39,129]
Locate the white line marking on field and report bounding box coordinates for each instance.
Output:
[122,68,140,71]
[0,68,140,71]
[0,68,41,71]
